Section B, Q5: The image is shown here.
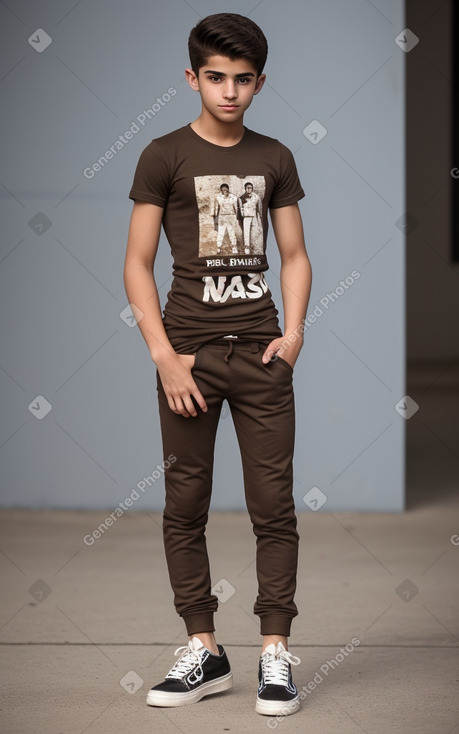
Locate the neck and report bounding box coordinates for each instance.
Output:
[190,109,245,147]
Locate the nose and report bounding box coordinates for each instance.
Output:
[223,80,237,100]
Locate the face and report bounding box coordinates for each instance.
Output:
[185,54,265,124]
[221,186,229,196]
[245,184,253,194]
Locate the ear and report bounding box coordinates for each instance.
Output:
[185,67,200,92]
[253,73,266,96]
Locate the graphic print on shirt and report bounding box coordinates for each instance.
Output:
[194,175,265,259]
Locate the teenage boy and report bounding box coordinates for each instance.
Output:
[124,12,312,717]
[213,183,238,254]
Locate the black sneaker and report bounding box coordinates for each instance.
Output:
[146,636,232,707]
[255,641,301,716]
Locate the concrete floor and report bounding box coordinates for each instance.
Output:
[1,365,458,733]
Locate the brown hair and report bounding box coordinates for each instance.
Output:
[188,13,268,78]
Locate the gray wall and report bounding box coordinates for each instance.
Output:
[0,0,405,511]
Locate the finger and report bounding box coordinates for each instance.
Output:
[175,387,207,418]
[262,349,277,364]
[166,395,187,416]
[192,386,208,413]
[262,338,282,364]
[165,392,192,417]
[180,393,198,418]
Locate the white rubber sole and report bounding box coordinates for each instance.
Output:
[146,671,233,707]
[255,694,300,716]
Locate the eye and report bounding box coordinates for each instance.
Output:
[209,76,223,83]
[238,77,250,84]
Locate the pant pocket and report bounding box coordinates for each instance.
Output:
[273,354,294,373]
[191,347,203,370]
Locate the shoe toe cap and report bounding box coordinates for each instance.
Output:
[258,684,297,701]
[150,679,188,694]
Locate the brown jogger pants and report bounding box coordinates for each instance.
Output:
[155,337,299,637]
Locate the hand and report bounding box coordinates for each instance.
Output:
[261,336,301,370]
[156,352,208,418]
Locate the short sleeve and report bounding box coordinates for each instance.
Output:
[269,143,305,209]
[128,141,170,207]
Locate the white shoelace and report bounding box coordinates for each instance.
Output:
[261,644,301,686]
[165,639,205,680]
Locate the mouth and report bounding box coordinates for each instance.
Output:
[219,105,239,109]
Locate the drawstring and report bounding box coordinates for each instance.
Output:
[224,339,234,363]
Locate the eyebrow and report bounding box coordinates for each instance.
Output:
[204,70,255,78]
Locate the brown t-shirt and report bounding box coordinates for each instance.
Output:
[128,123,305,353]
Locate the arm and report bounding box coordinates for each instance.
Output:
[262,202,312,368]
[123,201,208,417]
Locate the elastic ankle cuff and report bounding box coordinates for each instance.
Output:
[259,615,293,637]
[183,612,215,636]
